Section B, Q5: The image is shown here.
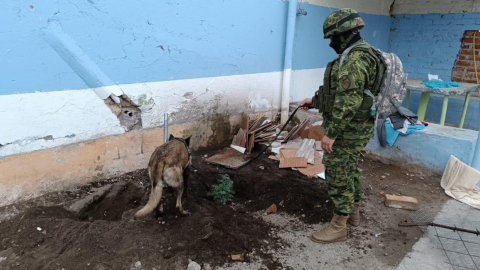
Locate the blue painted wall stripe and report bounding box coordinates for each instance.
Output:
[293,4,391,71]
[0,1,391,95]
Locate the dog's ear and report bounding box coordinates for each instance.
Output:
[184,136,191,147]
[169,134,175,141]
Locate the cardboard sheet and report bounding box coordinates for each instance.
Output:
[297,157,325,177]
[205,148,252,169]
[308,125,324,141]
[280,148,297,158]
[279,157,307,168]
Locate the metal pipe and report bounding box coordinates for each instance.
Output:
[280,0,298,124]
[164,113,168,144]
[472,126,480,171]
[399,222,480,236]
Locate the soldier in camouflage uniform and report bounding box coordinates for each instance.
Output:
[299,8,383,244]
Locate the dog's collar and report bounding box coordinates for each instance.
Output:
[169,137,191,159]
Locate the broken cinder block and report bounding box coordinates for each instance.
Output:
[384,194,418,210]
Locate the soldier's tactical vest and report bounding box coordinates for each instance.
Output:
[317,43,385,120]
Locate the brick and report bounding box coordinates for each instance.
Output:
[455,60,473,67]
[384,194,418,211]
[462,37,480,43]
[460,49,479,55]
[460,44,480,50]
[464,30,477,36]
[453,66,480,73]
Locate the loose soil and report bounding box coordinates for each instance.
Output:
[0,149,448,270]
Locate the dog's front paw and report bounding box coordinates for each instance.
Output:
[181,210,191,216]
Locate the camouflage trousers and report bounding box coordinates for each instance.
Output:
[323,137,371,214]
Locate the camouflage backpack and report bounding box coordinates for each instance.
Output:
[339,44,408,119]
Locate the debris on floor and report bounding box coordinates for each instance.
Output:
[187,260,201,270]
[0,153,448,270]
[384,194,418,210]
[231,254,245,261]
[204,148,253,169]
[229,114,326,178]
[231,114,285,154]
[264,204,277,215]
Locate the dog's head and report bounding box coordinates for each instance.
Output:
[169,134,191,147]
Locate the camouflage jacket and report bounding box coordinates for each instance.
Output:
[313,39,379,140]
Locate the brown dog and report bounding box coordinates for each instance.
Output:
[134,135,191,219]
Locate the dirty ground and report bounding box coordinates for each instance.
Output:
[0,150,448,270]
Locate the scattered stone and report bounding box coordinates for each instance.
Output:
[259,166,265,170]
[202,232,213,241]
[134,261,141,268]
[42,230,46,235]
[231,254,245,261]
[187,260,201,270]
[381,175,386,179]
[384,194,418,210]
[163,250,172,259]
[264,204,277,215]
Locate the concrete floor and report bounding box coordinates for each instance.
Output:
[398,200,480,270]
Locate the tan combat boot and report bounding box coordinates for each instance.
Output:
[347,202,360,227]
[311,213,348,244]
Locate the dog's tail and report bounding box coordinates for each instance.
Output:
[134,164,164,219]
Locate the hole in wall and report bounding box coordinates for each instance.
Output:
[451,30,480,83]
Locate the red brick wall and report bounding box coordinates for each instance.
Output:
[452,30,480,83]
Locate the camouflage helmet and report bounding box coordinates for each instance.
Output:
[323,8,365,39]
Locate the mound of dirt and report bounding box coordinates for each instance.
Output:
[0,149,334,270]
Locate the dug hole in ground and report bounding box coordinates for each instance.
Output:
[0,148,448,270]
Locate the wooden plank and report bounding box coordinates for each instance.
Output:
[249,117,267,132]
[231,135,238,146]
[241,114,249,131]
[284,125,299,142]
[256,131,275,138]
[232,128,246,146]
[279,157,307,168]
[205,148,252,169]
[250,121,272,134]
[247,133,255,153]
[291,120,310,140]
[240,130,247,147]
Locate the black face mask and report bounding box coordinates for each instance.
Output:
[329,35,343,54]
[329,32,362,54]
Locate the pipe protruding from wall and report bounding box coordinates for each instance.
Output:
[164,113,169,144]
[280,0,298,124]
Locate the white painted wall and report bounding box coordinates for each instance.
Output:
[391,0,480,14]
[0,72,282,158]
[305,0,394,15]
[290,68,326,102]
